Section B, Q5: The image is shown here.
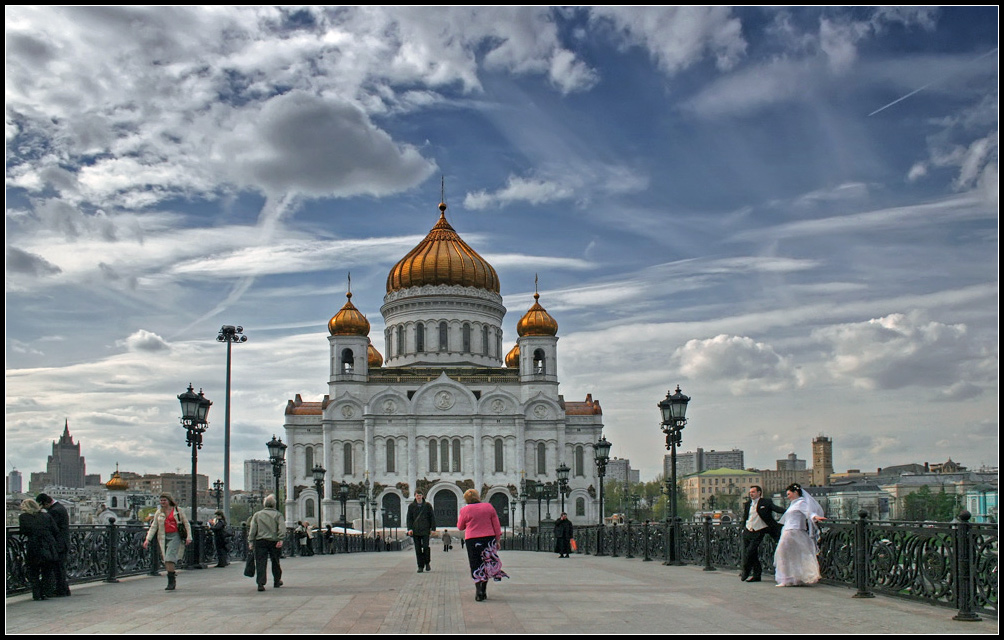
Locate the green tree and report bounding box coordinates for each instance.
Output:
[902,486,962,522]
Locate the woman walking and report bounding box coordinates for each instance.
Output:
[456,489,508,602]
[18,499,60,601]
[774,483,826,587]
[143,493,192,591]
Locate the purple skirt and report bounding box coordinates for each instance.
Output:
[465,535,509,583]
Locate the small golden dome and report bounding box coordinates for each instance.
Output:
[505,343,520,368]
[328,292,370,336]
[106,466,128,491]
[367,339,384,368]
[516,292,558,336]
[386,202,500,293]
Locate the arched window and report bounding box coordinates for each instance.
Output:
[305,446,314,475]
[111,497,117,508]
[440,439,450,472]
[533,348,546,374]
[416,323,424,352]
[429,438,438,473]
[386,439,396,473]
[574,445,585,477]
[462,324,471,353]
[396,326,404,357]
[439,321,448,351]
[497,334,502,360]
[536,442,546,475]
[452,438,462,472]
[494,438,504,473]
[576,497,586,517]
[343,443,353,475]
[482,326,489,355]
[341,348,354,374]
[306,497,315,518]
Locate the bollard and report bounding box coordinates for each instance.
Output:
[105,519,120,583]
[852,510,874,598]
[642,521,652,562]
[952,511,981,622]
[702,515,716,571]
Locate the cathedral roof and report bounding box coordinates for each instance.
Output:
[516,292,558,337]
[285,394,328,416]
[386,202,500,294]
[328,292,370,336]
[367,339,384,368]
[106,466,128,491]
[564,393,602,415]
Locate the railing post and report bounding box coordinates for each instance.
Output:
[642,521,652,562]
[702,515,716,571]
[610,524,619,557]
[625,520,634,559]
[105,519,120,583]
[147,524,161,575]
[953,511,981,622]
[852,510,874,598]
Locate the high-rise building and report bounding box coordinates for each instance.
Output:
[244,459,285,495]
[606,458,637,484]
[668,448,745,478]
[7,470,23,494]
[776,452,807,470]
[812,435,833,486]
[30,420,89,491]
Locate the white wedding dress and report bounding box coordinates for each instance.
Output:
[774,494,823,586]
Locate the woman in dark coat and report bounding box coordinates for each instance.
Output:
[211,510,230,567]
[554,512,574,558]
[19,499,60,601]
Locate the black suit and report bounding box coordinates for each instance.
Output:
[44,501,72,596]
[740,497,785,580]
[406,500,436,569]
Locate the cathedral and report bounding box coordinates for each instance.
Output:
[282,201,605,530]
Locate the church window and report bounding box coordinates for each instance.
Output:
[452,438,462,472]
[343,443,353,475]
[533,349,545,374]
[574,445,584,477]
[576,497,585,517]
[462,323,471,353]
[386,440,396,473]
[429,438,438,472]
[439,322,448,351]
[482,326,489,355]
[111,497,117,508]
[305,446,314,475]
[496,334,502,360]
[416,323,425,352]
[536,442,546,475]
[396,326,404,357]
[494,438,504,473]
[341,348,354,374]
[441,439,450,472]
[306,498,315,518]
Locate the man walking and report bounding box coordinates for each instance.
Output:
[248,495,285,592]
[36,493,71,597]
[740,485,785,582]
[406,491,436,573]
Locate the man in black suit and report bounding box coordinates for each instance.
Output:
[36,493,71,596]
[739,485,785,583]
[406,491,436,573]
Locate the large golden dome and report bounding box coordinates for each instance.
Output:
[386,202,500,294]
[516,292,558,336]
[106,466,128,491]
[328,292,370,336]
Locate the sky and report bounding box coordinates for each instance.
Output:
[5,7,999,488]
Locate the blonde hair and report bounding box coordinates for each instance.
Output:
[463,489,480,504]
[20,499,41,514]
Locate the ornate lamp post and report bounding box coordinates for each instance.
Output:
[312,465,326,530]
[370,498,379,546]
[216,325,247,521]
[556,463,570,514]
[266,435,287,511]
[338,483,350,553]
[211,479,224,512]
[519,475,528,545]
[358,495,368,549]
[179,383,212,569]
[659,385,690,565]
[629,493,641,522]
[593,435,612,556]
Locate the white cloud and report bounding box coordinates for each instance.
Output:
[671,334,801,394]
[117,330,171,353]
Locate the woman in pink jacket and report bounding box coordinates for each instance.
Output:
[456,489,508,602]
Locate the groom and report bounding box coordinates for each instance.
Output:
[739,485,785,583]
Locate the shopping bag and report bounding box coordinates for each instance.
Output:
[244,554,256,577]
[570,538,577,552]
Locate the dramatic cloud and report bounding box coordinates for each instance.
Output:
[116,330,171,353]
[671,334,801,394]
[6,246,61,277]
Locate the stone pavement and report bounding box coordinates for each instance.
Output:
[5,548,997,634]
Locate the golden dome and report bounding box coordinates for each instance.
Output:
[328,292,370,336]
[367,339,384,368]
[505,343,520,368]
[516,292,558,336]
[386,202,500,294]
[106,466,128,491]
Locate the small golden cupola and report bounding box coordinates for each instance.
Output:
[106,464,128,491]
[367,338,384,368]
[505,343,520,368]
[328,291,370,336]
[516,289,558,337]
[386,202,500,294]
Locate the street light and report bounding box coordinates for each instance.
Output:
[658,385,690,566]
[179,383,212,569]
[312,465,326,531]
[338,483,350,553]
[212,479,224,512]
[266,435,287,512]
[556,463,570,515]
[217,324,247,521]
[593,435,612,556]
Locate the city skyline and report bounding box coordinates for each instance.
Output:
[6,7,998,485]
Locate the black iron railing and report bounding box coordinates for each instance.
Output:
[6,519,401,596]
[500,511,997,620]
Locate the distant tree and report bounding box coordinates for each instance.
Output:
[902,486,962,522]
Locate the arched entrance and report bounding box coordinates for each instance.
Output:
[489,493,510,528]
[382,494,401,528]
[433,490,458,528]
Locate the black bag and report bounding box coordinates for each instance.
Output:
[244,554,256,577]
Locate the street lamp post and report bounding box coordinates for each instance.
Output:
[266,435,287,512]
[593,435,612,556]
[212,479,224,512]
[179,383,212,569]
[556,463,570,514]
[217,325,247,522]
[312,465,326,553]
[338,484,350,553]
[658,385,690,566]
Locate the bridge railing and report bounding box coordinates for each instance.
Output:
[6,519,401,596]
[501,511,996,620]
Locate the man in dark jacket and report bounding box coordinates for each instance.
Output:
[739,485,786,582]
[36,493,71,596]
[406,491,436,573]
[554,512,574,558]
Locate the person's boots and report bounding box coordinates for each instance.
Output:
[481,580,488,601]
[165,571,177,591]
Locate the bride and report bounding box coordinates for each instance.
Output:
[774,483,826,586]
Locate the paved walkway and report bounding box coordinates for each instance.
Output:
[5,549,997,634]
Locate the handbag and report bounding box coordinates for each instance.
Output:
[570,538,577,552]
[244,554,256,577]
